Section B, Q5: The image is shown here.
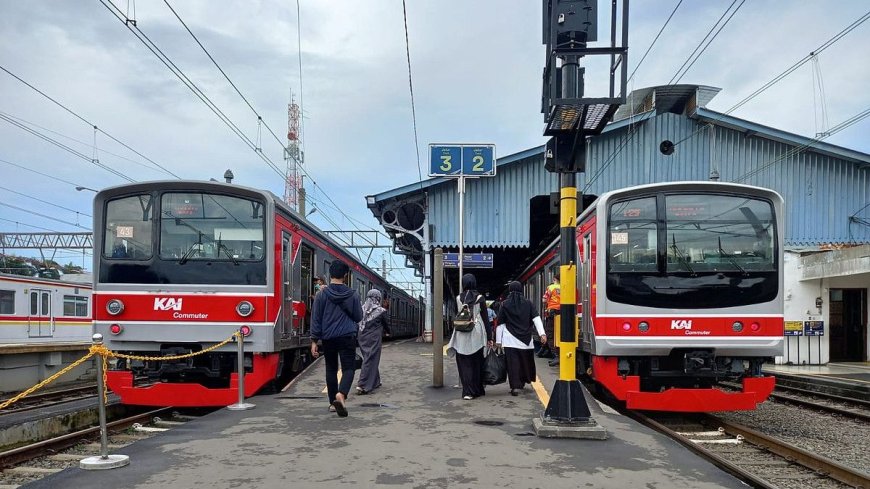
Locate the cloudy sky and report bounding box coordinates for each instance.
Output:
[1,1,868,285]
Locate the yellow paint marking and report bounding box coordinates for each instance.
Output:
[321,370,342,393]
[531,375,550,407]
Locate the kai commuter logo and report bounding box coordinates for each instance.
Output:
[154,298,183,311]
[671,319,693,330]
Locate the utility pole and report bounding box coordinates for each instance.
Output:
[535,0,628,439]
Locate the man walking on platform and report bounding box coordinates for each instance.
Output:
[542,271,560,367]
[310,260,363,417]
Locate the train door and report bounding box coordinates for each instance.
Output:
[28,288,53,338]
[300,245,314,336]
[829,288,868,362]
[580,233,593,351]
[281,232,294,338]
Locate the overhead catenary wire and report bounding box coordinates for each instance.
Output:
[0,185,92,217]
[668,0,746,85]
[0,113,134,182]
[734,105,870,183]
[628,0,683,82]
[0,157,90,190]
[0,201,91,230]
[0,64,179,179]
[401,0,424,185]
[584,8,870,192]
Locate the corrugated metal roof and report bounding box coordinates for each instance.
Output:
[371,105,870,250]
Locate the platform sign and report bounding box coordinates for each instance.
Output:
[784,321,803,336]
[804,320,825,336]
[443,253,494,269]
[428,144,496,177]
[429,145,462,176]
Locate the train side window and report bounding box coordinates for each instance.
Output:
[63,295,89,317]
[0,290,13,314]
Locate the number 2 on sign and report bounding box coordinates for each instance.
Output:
[472,155,484,172]
[440,155,452,171]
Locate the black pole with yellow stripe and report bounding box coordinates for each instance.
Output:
[542,169,591,423]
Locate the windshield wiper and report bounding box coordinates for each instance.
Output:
[670,235,696,276]
[178,232,203,265]
[216,234,239,265]
[718,236,748,275]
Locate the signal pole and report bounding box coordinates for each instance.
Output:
[534,0,628,439]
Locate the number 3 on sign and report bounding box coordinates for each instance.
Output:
[440,155,452,171]
[472,155,484,171]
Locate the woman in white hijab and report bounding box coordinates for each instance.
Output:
[357,289,390,394]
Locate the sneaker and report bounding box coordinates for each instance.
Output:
[328,404,336,412]
[355,387,368,395]
[463,395,473,400]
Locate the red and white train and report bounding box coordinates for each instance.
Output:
[0,272,92,344]
[92,180,422,407]
[519,181,784,412]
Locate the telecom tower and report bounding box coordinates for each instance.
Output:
[284,94,303,210]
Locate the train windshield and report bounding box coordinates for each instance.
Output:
[159,193,265,262]
[607,192,777,309]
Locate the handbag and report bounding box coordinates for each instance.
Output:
[483,346,507,385]
[453,294,482,333]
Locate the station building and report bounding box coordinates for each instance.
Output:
[367,84,870,365]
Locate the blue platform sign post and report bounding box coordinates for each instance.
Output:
[429,143,496,292]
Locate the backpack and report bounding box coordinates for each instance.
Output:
[453,294,482,333]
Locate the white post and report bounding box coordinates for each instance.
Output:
[80,334,130,470]
[423,216,433,343]
[458,175,465,295]
[228,332,255,411]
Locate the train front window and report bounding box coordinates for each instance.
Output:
[608,197,658,272]
[159,193,265,262]
[665,195,775,273]
[103,194,153,260]
[606,192,778,309]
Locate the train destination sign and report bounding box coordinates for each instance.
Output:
[784,321,803,336]
[429,144,496,177]
[443,253,494,269]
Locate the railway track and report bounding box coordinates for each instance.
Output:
[721,381,870,423]
[631,411,870,489]
[0,384,99,416]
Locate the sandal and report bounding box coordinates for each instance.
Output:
[332,395,348,417]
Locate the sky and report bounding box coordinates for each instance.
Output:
[1,1,869,289]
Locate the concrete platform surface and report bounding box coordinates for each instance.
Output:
[23,340,745,488]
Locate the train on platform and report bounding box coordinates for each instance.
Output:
[0,272,92,344]
[519,181,784,412]
[92,180,423,407]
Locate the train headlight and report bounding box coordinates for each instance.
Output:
[732,321,744,332]
[109,324,123,335]
[106,299,125,316]
[638,321,650,333]
[236,301,254,317]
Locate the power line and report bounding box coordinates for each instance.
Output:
[0,157,88,189]
[0,64,179,178]
[668,0,745,85]
[401,0,424,185]
[0,185,91,218]
[628,0,682,82]
[162,0,287,151]
[0,201,91,230]
[0,217,57,232]
[0,113,134,182]
[734,105,870,182]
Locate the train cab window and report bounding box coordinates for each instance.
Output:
[0,290,13,314]
[104,194,154,260]
[63,295,89,317]
[608,197,658,272]
[159,193,265,262]
[355,278,365,297]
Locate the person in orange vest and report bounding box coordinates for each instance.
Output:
[541,271,560,366]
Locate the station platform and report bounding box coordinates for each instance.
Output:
[764,362,870,400]
[0,342,90,355]
[25,340,746,488]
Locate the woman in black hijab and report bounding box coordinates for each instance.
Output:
[496,281,547,395]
